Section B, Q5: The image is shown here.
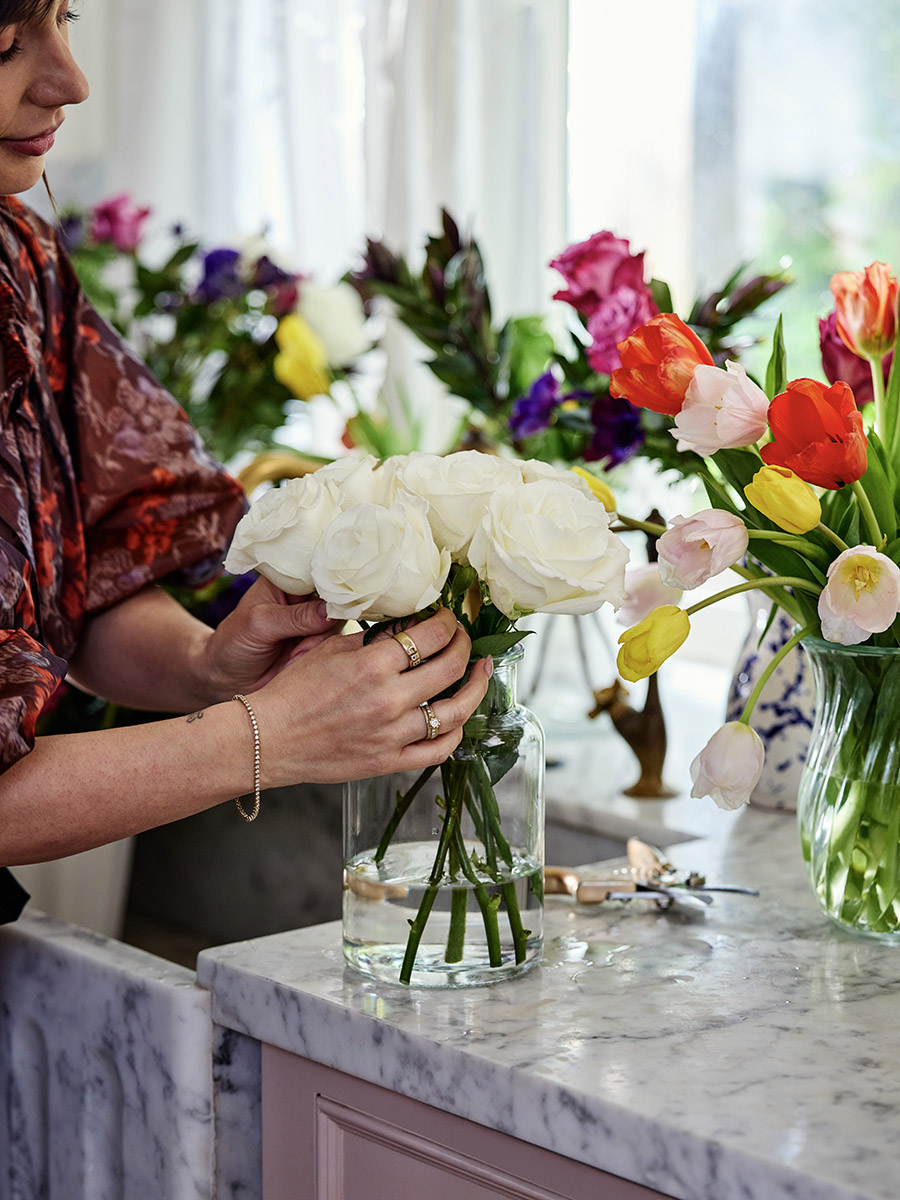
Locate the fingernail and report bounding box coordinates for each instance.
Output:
[483,656,493,678]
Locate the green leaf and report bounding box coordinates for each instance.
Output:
[501,316,555,402]
[858,430,897,540]
[470,630,533,658]
[649,278,674,314]
[764,314,787,400]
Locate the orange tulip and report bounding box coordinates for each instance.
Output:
[610,313,714,416]
[830,262,898,361]
[760,378,867,490]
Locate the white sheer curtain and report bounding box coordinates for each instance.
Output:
[21,0,571,932]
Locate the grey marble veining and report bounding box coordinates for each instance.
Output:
[198,807,900,1200]
[0,911,214,1200]
[211,1024,261,1200]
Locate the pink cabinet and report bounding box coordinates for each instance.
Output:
[262,1044,673,1200]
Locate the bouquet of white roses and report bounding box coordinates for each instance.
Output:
[225,450,629,981]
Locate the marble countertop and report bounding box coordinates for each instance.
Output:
[198,771,900,1200]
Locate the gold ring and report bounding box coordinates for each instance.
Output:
[393,630,422,669]
[419,701,441,740]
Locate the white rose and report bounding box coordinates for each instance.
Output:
[517,458,592,492]
[224,475,341,594]
[467,479,630,618]
[397,450,522,559]
[314,454,407,510]
[296,281,371,366]
[311,493,450,621]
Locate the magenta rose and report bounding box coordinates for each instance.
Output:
[819,310,890,408]
[90,193,152,253]
[550,231,651,316]
[585,285,658,375]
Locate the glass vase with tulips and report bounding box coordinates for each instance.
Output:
[607,262,900,940]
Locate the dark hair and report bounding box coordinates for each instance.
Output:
[0,1,55,22]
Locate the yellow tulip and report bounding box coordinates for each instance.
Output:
[616,604,690,682]
[743,464,821,535]
[570,466,616,512]
[274,313,332,400]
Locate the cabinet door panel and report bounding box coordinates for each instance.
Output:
[262,1044,672,1200]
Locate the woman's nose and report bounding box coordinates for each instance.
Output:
[29,39,90,110]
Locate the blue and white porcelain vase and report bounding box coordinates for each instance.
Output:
[725,593,816,811]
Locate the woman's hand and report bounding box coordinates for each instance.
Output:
[252,607,493,787]
[200,576,341,699]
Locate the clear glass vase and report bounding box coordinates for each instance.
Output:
[798,637,900,942]
[343,645,544,987]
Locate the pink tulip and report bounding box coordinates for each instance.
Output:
[818,311,890,408]
[616,563,683,627]
[690,722,765,810]
[550,231,654,318]
[817,545,900,645]
[657,511,749,590]
[671,361,769,456]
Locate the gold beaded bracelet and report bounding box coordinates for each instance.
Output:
[231,694,261,822]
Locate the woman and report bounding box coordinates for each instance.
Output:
[0,0,490,914]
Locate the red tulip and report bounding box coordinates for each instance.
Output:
[830,262,898,361]
[760,378,868,490]
[609,313,714,416]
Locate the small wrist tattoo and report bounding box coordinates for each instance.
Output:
[186,710,205,723]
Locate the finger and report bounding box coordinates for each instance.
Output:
[402,657,492,746]
[254,598,338,641]
[374,608,461,674]
[402,623,473,700]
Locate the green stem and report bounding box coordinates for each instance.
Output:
[686,575,822,618]
[471,753,513,869]
[612,514,667,537]
[746,529,830,564]
[851,479,884,547]
[398,776,459,985]
[871,356,888,446]
[501,882,530,964]
[451,822,502,967]
[374,763,438,863]
[446,887,468,963]
[738,622,817,724]
[816,522,851,553]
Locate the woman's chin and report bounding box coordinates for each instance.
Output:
[0,151,48,197]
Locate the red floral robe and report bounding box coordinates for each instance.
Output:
[0,196,245,779]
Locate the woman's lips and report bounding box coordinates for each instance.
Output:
[2,127,58,156]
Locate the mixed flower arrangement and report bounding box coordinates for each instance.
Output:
[352,210,788,473]
[224,451,629,982]
[607,261,900,817]
[62,192,372,463]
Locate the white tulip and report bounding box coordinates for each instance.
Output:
[672,361,770,457]
[617,564,683,626]
[311,493,450,621]
[467,479,629,619]
[690,722,765,810]
[224,475,341,595]
[818,545,900,645]
[657,511,749,590]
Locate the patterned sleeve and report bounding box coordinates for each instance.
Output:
[58,253,247,612]
[0,542,68,775]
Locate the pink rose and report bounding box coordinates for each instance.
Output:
[585,285,658,375]
[819,310,890,408]
[550,231,654,317]
[90,193,152,253]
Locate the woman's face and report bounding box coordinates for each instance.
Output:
[0,0,88,195]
